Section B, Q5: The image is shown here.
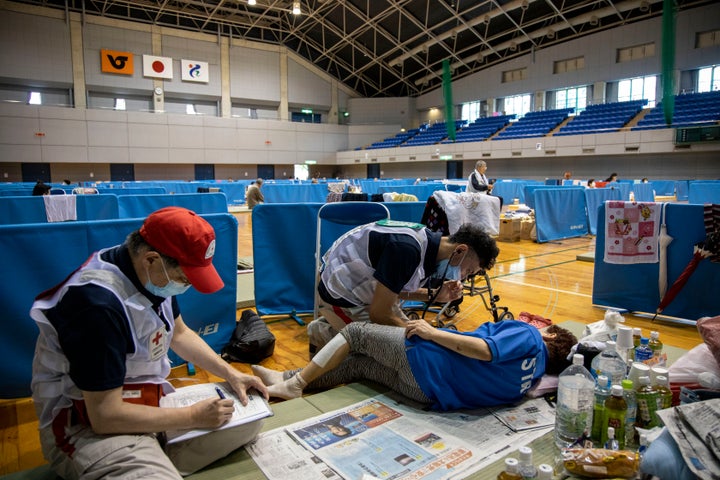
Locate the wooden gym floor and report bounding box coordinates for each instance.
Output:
[0,212,703,475]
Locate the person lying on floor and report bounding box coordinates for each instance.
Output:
[253,320,577,411]
[307,221,499,354]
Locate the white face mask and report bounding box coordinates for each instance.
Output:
[435,249,467,281]
[145,257,191,297]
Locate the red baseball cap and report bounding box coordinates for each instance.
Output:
[139,207,224,294]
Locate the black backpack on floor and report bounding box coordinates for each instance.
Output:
[221,309,275,364]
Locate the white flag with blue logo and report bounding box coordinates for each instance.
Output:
[181,59,209,83]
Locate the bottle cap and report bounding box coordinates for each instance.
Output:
[639,376,651,385]
[597,374,610,387]
[640,337,649,345]
[622,378,634,389]
[611,384,623,396]
[633,327,642,335]
[650,331,659,339]
[572,353,584,365]
[655,375,669,385]
[537,464,553,479]
[504,458,520,474]
[607,426,615,438]
[519,446,533,463]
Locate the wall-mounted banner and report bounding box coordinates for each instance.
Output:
[181,60,209,83]
[143,55,173,79]
[101,49,134,75]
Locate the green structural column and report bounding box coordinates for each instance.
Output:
[443,59,456,142]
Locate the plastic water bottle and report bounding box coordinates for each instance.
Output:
[555,354,595,450]
[601,384,627,449]
[622,379,637,448]
[518,446,537,479]
[591,375,611,443]
[634,338,653,363]
[591,341,627,386]
[648,331,663,358]
[497,458,523,480]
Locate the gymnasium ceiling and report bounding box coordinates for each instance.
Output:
[14,0,713,97]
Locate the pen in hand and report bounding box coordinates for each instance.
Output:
[215,387,226,400]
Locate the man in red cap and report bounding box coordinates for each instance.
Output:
[30,207,268,479]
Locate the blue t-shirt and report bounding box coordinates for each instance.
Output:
[406,320,547,410]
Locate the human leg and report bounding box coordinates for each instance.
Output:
[40,425,182,480]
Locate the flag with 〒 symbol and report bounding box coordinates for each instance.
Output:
[101,49,134,75]
[143,54,173,79]
[181,59,209,83]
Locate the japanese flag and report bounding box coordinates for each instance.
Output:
[143,55,173,79]
[181,59,209,83]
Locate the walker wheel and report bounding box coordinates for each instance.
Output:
[498,311,514,321]
[407,311,420,320]
[444,306,458,318]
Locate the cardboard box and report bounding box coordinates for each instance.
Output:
[236,269,255,308]
[498,217,522,242]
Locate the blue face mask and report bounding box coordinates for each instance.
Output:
[435,258,462,281]
[145,258,191,297]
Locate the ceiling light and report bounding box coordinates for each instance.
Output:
[247,0,256,5]
[292,1,301,15]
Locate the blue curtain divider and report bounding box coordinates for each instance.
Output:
[0,213,237,398]
[584,189,623,235]
[592,203,719,321]
[0,195,120,224]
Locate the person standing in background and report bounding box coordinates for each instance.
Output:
[466,160,493,194]
[245,178,265,209]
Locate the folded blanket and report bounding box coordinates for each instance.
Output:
[432,191,500,236]
[43,195,77,222]
[604,200,660,264]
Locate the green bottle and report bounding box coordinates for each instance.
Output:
[601,384,627,449]
[636,376,659,429]
[655,375,673,410]
[591,375,611,444]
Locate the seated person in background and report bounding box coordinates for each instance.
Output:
[641,177,649,183]
[253,320,577,410]
[32,181,51,196]
[62,179,73,185]
[563,171,572,181]
[30,207,268,479]
[605,172,619,182]
[306,222,498,354]
[245,178,264,209]
[587,178,596,188]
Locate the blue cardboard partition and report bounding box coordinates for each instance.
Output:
[383,201,426,223]
[650,180,676,196]
[688,181,720,204]
[96,187,168,195]
[523,185,585,209]
[0,195,120,224]
[252,203,322,316]
[492,181,529,205]
[0,214,238,398]
[117,193,228,218]
[593,203,719,321]
[632,183,655,202]
[533,188,589,243]
[261,183,329,203]
[584,189,623,235]
[675,180,690,201]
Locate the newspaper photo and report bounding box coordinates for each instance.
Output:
[247,394,552,480]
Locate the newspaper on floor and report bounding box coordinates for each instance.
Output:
[247,394,552,480]
[489,396,556,432]
[655,398,720,480]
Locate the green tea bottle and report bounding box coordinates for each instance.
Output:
[601,384,627,449]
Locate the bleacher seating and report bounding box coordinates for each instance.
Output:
[492,108,574,140]
[632,91,720,130]
[366,128,421,149]
[443,115,515,143]
[555,99,647,135]
[402,120,466,146]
